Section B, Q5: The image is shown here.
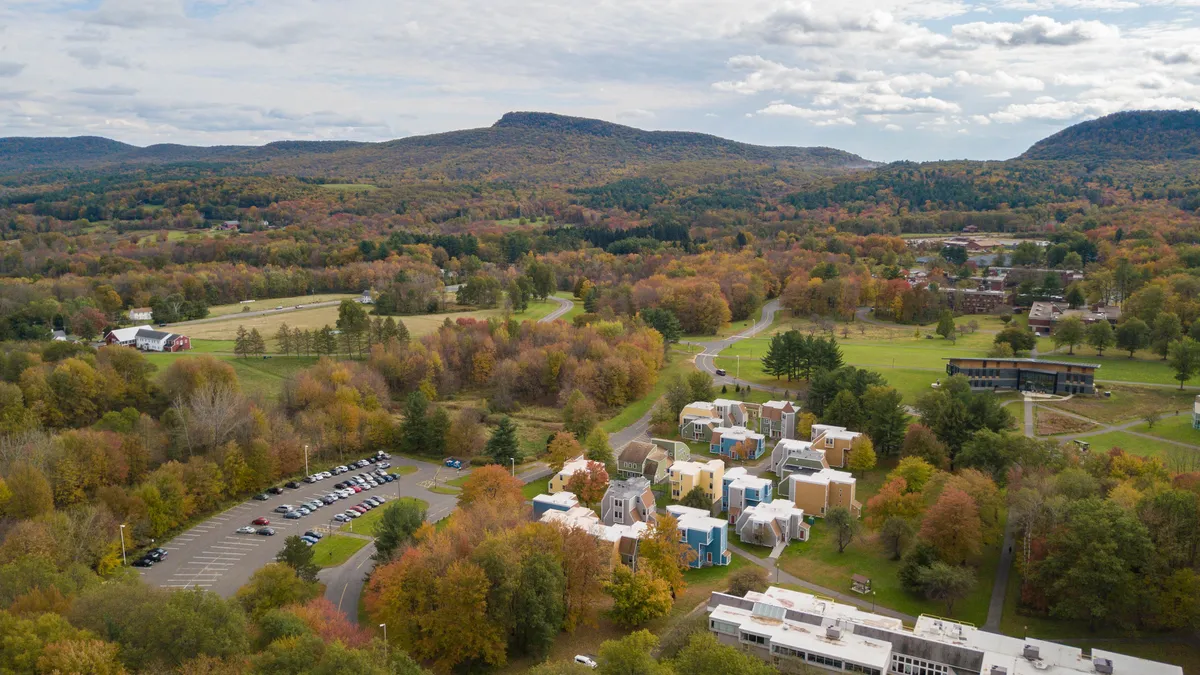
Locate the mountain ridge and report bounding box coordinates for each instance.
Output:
[1019,109,1200,161]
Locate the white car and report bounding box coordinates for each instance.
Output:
[236,526,257,534]
[574,656,598,669]
[343,510,360,519]
[333,513,349,522]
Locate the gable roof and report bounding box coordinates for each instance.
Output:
[136,329,172,341]
[106,325,153,342]
[618,441,656,465]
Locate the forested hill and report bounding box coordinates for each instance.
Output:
[0,112,874,181]
[1019,110,1200,161]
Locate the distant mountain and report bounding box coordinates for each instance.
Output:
[1020,110,1200,161]
[0,112,874,180]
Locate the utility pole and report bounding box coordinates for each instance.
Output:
[380,623,388,659]
[304,444,309,476]
[119,524,127,566]
[510,457,515,477]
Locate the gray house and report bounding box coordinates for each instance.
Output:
[600,477,657,527]
[616,441,671,484]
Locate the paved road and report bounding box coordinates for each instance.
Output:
[136,457,456,597]
[689,298,786,393]
[540,295,574,323]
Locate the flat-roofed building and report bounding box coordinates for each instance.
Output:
[945,358,1098,395]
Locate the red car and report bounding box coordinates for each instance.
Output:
[252,517,270,525]
[351,505,367,514]
[351,486,363,493]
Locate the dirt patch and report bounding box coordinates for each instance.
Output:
[1047,385,1197,425]
[1035,408,1098,436]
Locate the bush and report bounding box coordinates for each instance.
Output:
[727,567,768,597]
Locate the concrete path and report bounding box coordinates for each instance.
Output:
[539,294,574,323]
[983,526,1017,631]
[688,298,788,394]
[1023,396,1035,438]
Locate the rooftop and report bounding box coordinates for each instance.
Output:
[666,504,726,531]
[743,499,804,524]
[788,467,855,486]
[533,492,578,508]
[618,441,657,465]
[556,455,591,477]
[762,400,796,410]
[714,425,765,441]
[945,357,1101,369]
[670,459,723,477]
[606,476,651,501]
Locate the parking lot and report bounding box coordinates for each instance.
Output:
[137,457,457,597]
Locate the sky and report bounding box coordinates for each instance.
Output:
[2,0,1199,161]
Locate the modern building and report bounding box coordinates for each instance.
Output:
[539,502,649,569]
[665,504,731,568]
[722,467,773,522]
[533,491,578,519]
[706,586,1182,675]
[680,401,723,442]
[941,288,1009,315]
[548,456,592,494]
[601,477,657,527]
[713,398,748,426]
[786,467,860,518]
[616,441,672,483]
[734,500,809,548]
[104,325,153,347]
[760,400,799,441]
[711,426,767,460]
[128,307,153,321]
[809,425,862,468]
[651,437,690,464]
[771,438,831,482]
[945,358,1098,395]
[669,459,725,505]
[1026,301,1120,336]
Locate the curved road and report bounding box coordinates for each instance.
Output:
[540,294,574,323]
[690,298,788,395]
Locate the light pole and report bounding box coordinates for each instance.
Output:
[119,524,127,566]
[380,623,388,659]
[304,444,309,476]
[510,457,515,477]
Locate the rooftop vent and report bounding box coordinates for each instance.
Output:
[1023,645,1041,661]
[826,626,842,641]
[1094,658,1114,675]
[991,667,1008,675]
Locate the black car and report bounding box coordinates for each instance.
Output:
[267,486,284,495]
[257,527,276,536]
[303,530,324,540]
[285,481,301,489]
[714,368,727,376]
[132,557,154,568]
[253,493,270,501]
[145,547,168,562]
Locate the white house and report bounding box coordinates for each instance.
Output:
[128,307,153,322]
[104,325,152,347]
[135,329,191,352]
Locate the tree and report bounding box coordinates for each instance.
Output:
[336,299,370,356]
[822,389,862,429]
[918,562,976,615]
[547,431,584,471]
[1051,316,1085,355]
[993,325,1036,354]
[1168,337,1200,389]
[248,328,266,357]
[458,464,524,507]
[673,633,776,675]
[847,436,877,477]
[880,516,918,560]
[375,498,427,561]
[826,506,860,553]
[920,488,982,563]
[427,559,507,670]
[1116,318,1150,358]
[277,535,320,582]
[686,370,715,403]
[485,416,520,465]
[584,427,614,468]
[604,567,673,628]
[236,563,321,618]
[1152,312,1184,359]
[936,310,956,340]
[862,386,908,456]
[562,390,599,439]
[1064,283,1086,308]
[727,566,768,597]
[637,514,697,596]
[565,461,610,508]
[679,485,712,510]
[5,461,54,520]
[507,278,531,312]
[1086,320,1115,356]
[399,391,433,456]
[888,456,935,493]
[864,478,925,531]
[36,638,125,675]
[274,323,293,355]
[640,308,682,347]
[900,423,949,469]
[234,325,249,359]
[512,551,567,657]
[914,376,1012,457]
[560,525,610,631]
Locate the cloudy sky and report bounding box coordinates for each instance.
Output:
[2,0,1199,161]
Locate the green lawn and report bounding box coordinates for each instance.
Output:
[1075,430,1179,459]
[1129,414,1200,445]
[339,497,428,537]
[553,292,584,324]
[311,534,369,568]
[522,479,549,500]
[144,353,318,399]
[600,350,696,433]
[205,293,358,318]
[778,519,999,625]
[392,465,418,477]
[428,486,459,495]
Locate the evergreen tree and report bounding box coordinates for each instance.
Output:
[485,416,520,465]
[400,391,432,456]
[395,317,410,343]
[248,328,266,357]
[276,535,320,582]
[274,323,292,356]
[639,308,682,346]
[234,326,249,359]
[936,310,956,340]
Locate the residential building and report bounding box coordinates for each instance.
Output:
[770,438,829,482]
[680,401,722,442]
[809,425,862,468]
[759,400,799,441]
[539,501,648,569]
[706,586,1181,675]
[548,456,592,494]
[665,504,731,568]
[992,266,1084,289]
[669,459,724,505]
[51,330,68,342]
[533,491,578,519]
[135,329,192,353]
[786,468,859,518]
[945,357,1098,395]
[104,325,153,347]
[601,477,656,527]
[128,307,153,321]
[735,500,809,548]
[616,441,672,483]
[722,467,773,523]
[713,398,748,426]
[651,438,690,463]
[1027,301,1120,336]
[941,288,1009,315]
[358,290,374,304]
[711,426,766,460]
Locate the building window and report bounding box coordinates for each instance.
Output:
[846,662,882,675]
[773,645,805,659]
[740,632,767,645]
[710,619,739,635]
[807,653,843,668]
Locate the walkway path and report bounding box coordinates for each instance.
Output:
[539,294,574,323]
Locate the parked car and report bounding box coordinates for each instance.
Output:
[304,530,324,540]
[351,506,367,514]
[284,511,302,520]
[285,481,301,489]
[253,493,270,501]
[343,510,360,519]
[322,496,336,504]
[351,486,363,493]
[303,476,316,483]
[236,526,257,534]
[297,506,311,516]
[307,500,322,510]
[267,486,284,495]
[300,536,319,545]
[333,513,349,522]
[257,527,276,536]
[274,505,294,513]
[145,547,168,562]
[574,656,598,669]
[376,451,391,459]
[132,557,154,568]
[444,458,462,469]
[253,517,270,526]
[377,462,391,469]
[383,475,395,483]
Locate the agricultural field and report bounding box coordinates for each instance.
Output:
[143,352,317,399]
[205,293,358,318]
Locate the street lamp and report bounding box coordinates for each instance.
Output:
[304,444,310,476]
[871,590,877,613]
[119,524,127,566]
[510,457,515,476]
[380,623,388,659]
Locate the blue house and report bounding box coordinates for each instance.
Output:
[721,467,774,523]
[710,426,766,460]
[532,492,579,519]
[665,504,731,568]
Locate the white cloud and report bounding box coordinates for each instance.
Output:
[952,15,1118,47]
[953,70,1045,91]
[884,123,903,131]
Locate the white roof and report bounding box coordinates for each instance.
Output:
[714,425,764,441]
[712,398,744,409]
[744,500,803,524]
[683,401,717,412]
[670,459,723,477]
[728,472,772,492]
[762,400,795,410]
[775,439,814,453]
[106,325,152,342]
[533,492,578,508]
[555,456,591,479]
[666,504,726,532]
[788,468,855,487]
[812,424,861,441]
[709,602,892,670]
[540,505,647,543]
[724,467,748,481]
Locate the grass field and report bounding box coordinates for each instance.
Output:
[522,479,547,500]
[339,497,428,537]
[1044,385,1197,425]
[206,294,358,318]
[1129,414,1200,445]
[1074,430,1181,459]
[311,534,369,568]
[144,353,317,398]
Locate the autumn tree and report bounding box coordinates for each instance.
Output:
[604,566,673,628]
[880,517,918,560]
[826,506,860,553]
[559,524,611,631]
[918,562,976,615]
[864,477,924,531]
[584,427,614,468]
[565,461,610,508]
[900,424,949,470]
[458,464,525,507]
[562,390,599,439]
[5,462,54,519]
[673,632,777,675]
[236,563,321,619]
[920,487,982,563]
[847,435,877,477]
[547,431,584,471]
[637,514,696,596]
[727,566,768,597]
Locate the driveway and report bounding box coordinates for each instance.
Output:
[136,457,454,598]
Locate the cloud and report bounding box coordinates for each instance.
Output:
[0,62,25,77]
[1149,47,1200,65]
[884,123,903,131]
[953,70,1045,91]
[756,103,843,118]
[72,85,138,96]
[746,2,896,45]
[617,108,656,120]
[86,0,185,29]
[68,47,134,69]
[952,15,1118,47]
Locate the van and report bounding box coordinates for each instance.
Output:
[573,656,597,669]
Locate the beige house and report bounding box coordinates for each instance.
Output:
[808,424,862,468]
[786,467,860,518]
[669,458,725,505]
[548,456,592,494]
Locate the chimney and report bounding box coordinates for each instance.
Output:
[1023,645,1041,661]
[1094,658,1114,675]
[826,626,842,640]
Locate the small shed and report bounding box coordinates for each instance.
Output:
[851,574,872,594]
